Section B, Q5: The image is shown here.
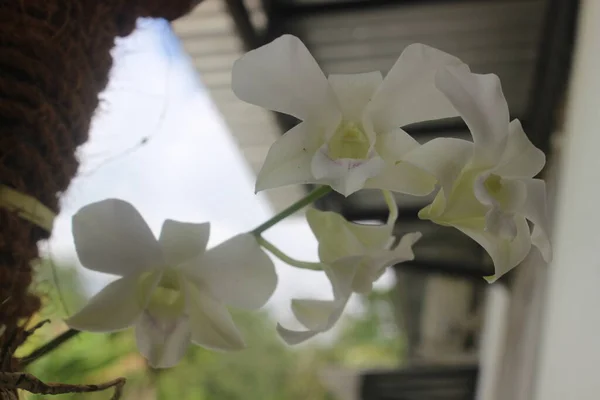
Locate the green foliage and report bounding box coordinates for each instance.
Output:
[22,261,405,400]
[331,291,406,368]
[153,310,334,400]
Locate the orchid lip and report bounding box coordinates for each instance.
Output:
[138,269,186,318]
[326,121,371,160]
[315,145,380,171]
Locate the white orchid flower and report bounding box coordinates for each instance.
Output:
[403,67,552,282]
[277,192,421,344]
[232,35,469,197]
[66,199,277,368]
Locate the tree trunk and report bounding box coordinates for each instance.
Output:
[0,0,195,397]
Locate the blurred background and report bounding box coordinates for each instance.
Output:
[22,0,600,399]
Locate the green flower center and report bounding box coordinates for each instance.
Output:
[483,174,503,197]
[139,270,185,318]
[481,173,515,211]
[327,122,370,160]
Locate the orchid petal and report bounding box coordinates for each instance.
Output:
[402,137,474,201]
[367,43,467,132]
[328,72,383,123]
[351,267,377,294]
[422,169,488,225]
[275,324,320,345]
[495,119,546,178]
[344,191,397,249]
[365,161,437,196]
[72,199,162,276]
[277,297,349,345]
[326,257,362,299]
[184,281,245,351]
[231,34,338,122]
[255,122,328,193]
[520,179,552,262]
[484,207,517,239]
[456,216,531,282]
[374,129,421,163]
[306,209,365,263]
[66,272,158,332]
[158,220,210,266]
[435,67,509,165]
[310,149,385,197]
[392,231,422,261]
[353,232,421,292]
[186,234,277,310]
[291,299,339,331]
[365,129,438,195]
[345,222,394,250]
[445,168,493,222]
[135,312,191,369]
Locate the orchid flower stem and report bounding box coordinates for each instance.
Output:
[251,186,332,236]
[256,236,323,271]
[383,190,398,225]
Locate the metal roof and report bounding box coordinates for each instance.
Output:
[172,0,305,213]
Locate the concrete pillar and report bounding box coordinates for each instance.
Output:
[534,1,600,399]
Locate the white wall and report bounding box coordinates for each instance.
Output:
[475,284,510,400]
[534,1,600,399]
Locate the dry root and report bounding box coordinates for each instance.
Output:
[0,321,126,399]
[0,373,126,399]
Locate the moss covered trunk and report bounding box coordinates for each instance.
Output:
[0,0,194,396]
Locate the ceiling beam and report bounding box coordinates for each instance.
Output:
[223,0,261,49]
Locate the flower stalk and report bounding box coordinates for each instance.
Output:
[251,186,332,236]
[255,236,322,271]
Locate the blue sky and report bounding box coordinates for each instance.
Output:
[45,18,394,331]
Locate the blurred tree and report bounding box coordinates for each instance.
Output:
[330,291,406,369]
